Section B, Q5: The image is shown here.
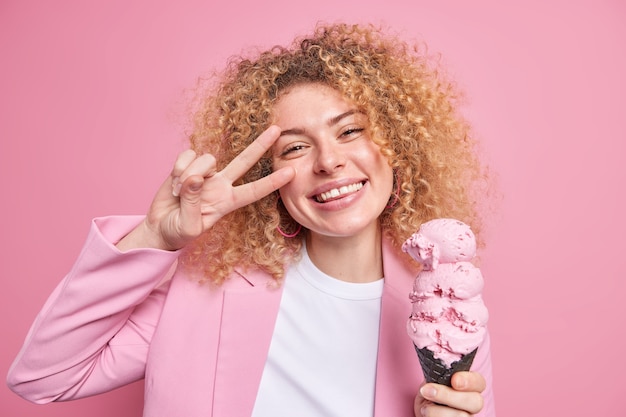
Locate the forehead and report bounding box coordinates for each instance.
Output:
[272,83,359,122]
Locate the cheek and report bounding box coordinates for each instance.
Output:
[278,185,305,223]
[273,156,297,194]
[382,165,395,197]
[366,150,394,185]
[277,175,301,205]
[374,158,395,201]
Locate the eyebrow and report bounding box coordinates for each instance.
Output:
[328,109,359,126]
[279,109,361,137]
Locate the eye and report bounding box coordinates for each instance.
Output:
[340,127,365,138]
[280,143,307,157]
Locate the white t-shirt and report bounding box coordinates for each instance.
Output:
[251,247,384,417]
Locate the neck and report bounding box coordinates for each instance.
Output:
[305,226,384,283]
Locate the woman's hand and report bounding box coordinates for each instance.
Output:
[117,125,295,251]
[414,371,486,416]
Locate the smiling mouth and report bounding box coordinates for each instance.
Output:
[314,182,364,202]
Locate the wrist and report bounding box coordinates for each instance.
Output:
[115,219,171,252]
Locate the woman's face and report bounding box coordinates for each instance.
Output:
[271,83,394,241]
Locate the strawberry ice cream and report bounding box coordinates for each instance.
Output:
[402,218,488,382]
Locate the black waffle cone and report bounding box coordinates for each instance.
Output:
[414,345,478,387]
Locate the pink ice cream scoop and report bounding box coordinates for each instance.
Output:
[403,219,488,369]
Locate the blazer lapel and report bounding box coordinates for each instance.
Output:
[211,269,284,416]
[374,239,423,416]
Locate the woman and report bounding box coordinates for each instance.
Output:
[7,23,495,416]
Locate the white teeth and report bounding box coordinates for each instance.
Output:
[317,182,363,202]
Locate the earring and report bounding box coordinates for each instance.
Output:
[276,196,302,238]
[386,174,400,209]
[277,223,302,238]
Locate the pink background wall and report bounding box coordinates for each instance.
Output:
[1,1,624,416]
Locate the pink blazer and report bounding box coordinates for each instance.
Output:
[7,216,495,416]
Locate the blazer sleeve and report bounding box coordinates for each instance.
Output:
[6,216,181,404]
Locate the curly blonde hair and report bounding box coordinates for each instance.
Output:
[180,22,489,284]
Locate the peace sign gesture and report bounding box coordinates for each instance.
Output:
[116,126,295,251]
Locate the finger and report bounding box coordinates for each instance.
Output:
[171,149,199,177]
[175,174,205,239]
[420,383,484,415]
[174,153,218,196]
[230,166,295,210]
[171,150,198,197]
[414,392,427,416]
[418,402,469,417]
[180,153,218,178]
[415,393,464,417]
[220,125,282,183]
[451,371,486,393]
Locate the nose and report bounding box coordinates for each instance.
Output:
[313,142,346,174]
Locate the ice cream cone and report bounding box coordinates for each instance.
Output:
[414,345,478,387]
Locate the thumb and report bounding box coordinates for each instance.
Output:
[185,176,203,195]
[179,175,203,208]
[176,175,204,237]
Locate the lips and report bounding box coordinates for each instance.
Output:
[314,181,364,202]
